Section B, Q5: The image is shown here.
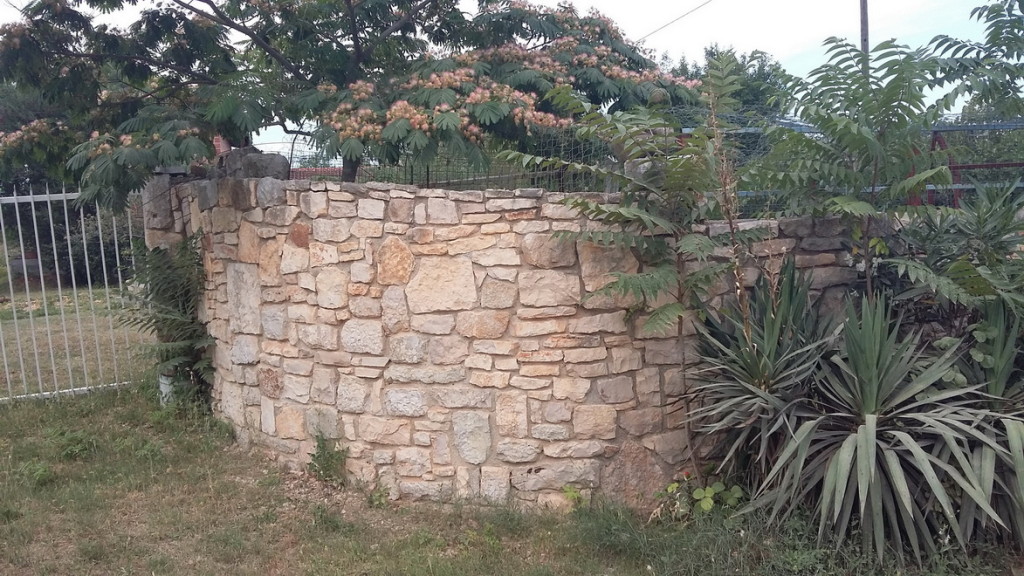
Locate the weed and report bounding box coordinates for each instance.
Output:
[477,503,529,538]
[46,427,97,461]
[0,506,20,524]
[16,459,56,487]
[649,477,744,523]
[367,485,390,509]
[307,435,347,487]
[561,484,583,508]
[310,504,357,535]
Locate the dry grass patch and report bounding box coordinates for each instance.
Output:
[0,386,643,576]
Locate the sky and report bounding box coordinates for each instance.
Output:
[535,0,988,78]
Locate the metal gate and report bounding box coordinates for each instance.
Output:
[0,184,149,401]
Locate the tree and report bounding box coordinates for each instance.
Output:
[931,1,1024,116]
[666,45,786,119]
[752,38,955,296]
[0,0,697,209]
[0,82,77,187]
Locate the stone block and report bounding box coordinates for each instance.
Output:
[406,256,477,313]
[226,263,261,334]
[552,377,591,402]
[517,270,580,307]
[496,391,528,438]
[340,319,384,354]
[469,248,521,267]
[563,347,608,363]
[428,335,470,364]
[573,405,617,440]
[381,286,410,334]
[385,364,466,384]
[384,389,428,417]
[530,423,571,440]
[609,347,643,374]
[389,333,427,363]
[568,312,627,334]
[276,405,306,439]
[452,412,490,464]
[376,236,415,285]
[470,371,510,388]
[358,416,412,445]
[357,198,386,219]
[619,408,663,436]
[455,310,511,339]
[511,460,600,491]
[521,233,577,268]
[480,466,510,501]
[336,374,369,413]
[427,198,459,223]
[543,440,607,458]
[434,387,493,408]
[395,447,432,477]
[496,440,541,463]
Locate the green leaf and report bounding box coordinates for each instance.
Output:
[381,118,412,142]
[338,138,364,161]
[432,111,461,131]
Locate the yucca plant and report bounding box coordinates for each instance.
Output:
[949,300,1024,548]
[753,296,1008,564]
[122,234,212,401]
[687,257,837,486]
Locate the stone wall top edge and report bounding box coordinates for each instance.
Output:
[166,176,846,231]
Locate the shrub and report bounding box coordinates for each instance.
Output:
[691,294,1024,564]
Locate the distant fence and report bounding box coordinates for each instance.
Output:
[0,185,148,401]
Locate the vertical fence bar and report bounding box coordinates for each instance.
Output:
[0,195,15,399]
[45,183,76,392]
[12,186,45,394]
[110,212,133,377]
[29,186,60,392]
[79,203,106,385]
[0,190,27,396]
[62,188,91,387]
[94,204,120,384]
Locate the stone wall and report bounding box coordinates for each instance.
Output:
[144,177,857,509]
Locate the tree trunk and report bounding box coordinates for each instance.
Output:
[342,157,361,182]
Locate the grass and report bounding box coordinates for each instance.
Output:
[573,501,1022,576]
[0,386,646,576]
[1,386,1021,575]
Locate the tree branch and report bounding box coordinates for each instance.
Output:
[343,0,365,70]
[170,0,308,82]
[271,121,314,137]
[364,0,436,59]
[43,48,220,85]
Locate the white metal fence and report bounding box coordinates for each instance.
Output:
[0,184,149,401]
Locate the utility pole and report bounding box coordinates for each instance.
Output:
[860,0,870,75]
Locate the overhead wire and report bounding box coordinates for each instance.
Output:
[637,0,719,42]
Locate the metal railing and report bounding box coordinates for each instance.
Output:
[0,184,148,401]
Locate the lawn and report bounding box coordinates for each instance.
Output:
[0,386,1019,576]
[0,386,646,576]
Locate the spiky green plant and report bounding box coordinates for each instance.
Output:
[122,235,212,395]
[754,296,1009,564]
[687,257,837,486]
